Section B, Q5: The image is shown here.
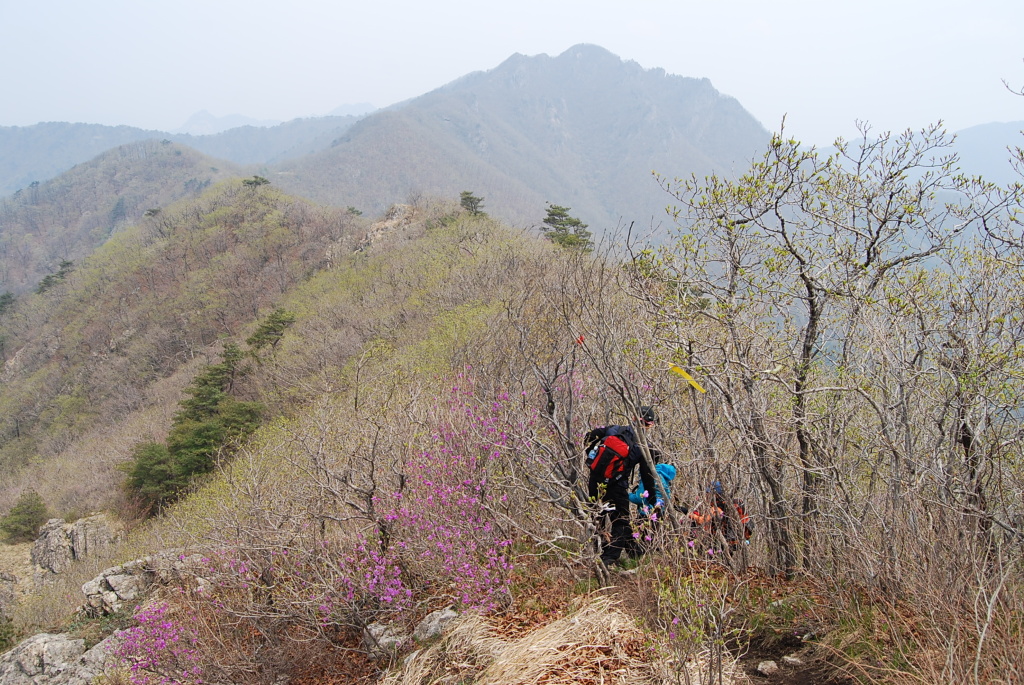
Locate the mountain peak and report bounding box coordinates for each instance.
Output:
[558,43,621,61]
[174,110,282,136]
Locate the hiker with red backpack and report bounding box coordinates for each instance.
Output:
[584,405,662,567]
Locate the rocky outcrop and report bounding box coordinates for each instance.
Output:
[79,551,207,617]
[31,520,74,576]
[354,204,416,253]
[0,547,205,683]
[0,631,119,685]
[31,515,116,579]
[80,560,150,617]
[68,516,115,562]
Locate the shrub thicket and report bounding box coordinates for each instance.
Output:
[0,490,49,543]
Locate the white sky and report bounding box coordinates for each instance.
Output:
[1,0,1021,147]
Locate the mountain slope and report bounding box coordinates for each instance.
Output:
[0,122,166,197]
[0,179,365,512]
[0,117,362,197]
[951,120,1024,186]
[273,44,770,231]
[168,115,361,165]
[0,140,242,295]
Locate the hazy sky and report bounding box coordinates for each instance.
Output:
[2,0,1021,146]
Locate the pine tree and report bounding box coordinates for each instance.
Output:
[0,490,50,543]
[541,204,593,252]
[460,191,486,216]
[124,343,264,513]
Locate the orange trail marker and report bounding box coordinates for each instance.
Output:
[669,365,706,393]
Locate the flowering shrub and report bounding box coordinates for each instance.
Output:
[112,602,203,685]
[378,379,515,611]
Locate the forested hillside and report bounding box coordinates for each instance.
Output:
[0,117,362,197]
[0,122,169,196]
[0,178,364,514]
[0,140,241,295]
[1,119,1023,683]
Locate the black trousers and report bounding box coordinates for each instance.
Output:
[589,475,636,564]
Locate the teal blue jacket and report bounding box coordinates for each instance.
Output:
[629,463,676,515]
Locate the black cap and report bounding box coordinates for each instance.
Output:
[640,406,657,424]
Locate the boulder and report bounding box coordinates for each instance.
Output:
[80,563,154,617]
[0,631,117,684]
[79,551,212,617]
[68,515,115,560]
[0,631,120,684]
[362,622,407,660]
[73,632,122,684]
[31,515,117,579]
[413,607,458,642]
[31,520,73,575]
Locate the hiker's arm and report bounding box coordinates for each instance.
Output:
[638,459,659,506]
[628,485,644,506]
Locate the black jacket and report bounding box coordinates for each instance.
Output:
[585,424,659,504]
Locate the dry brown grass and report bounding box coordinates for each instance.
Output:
[383,595,744,685]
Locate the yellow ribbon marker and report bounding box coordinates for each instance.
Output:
[669,365,706,393]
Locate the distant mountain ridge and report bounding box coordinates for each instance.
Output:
[173,110,284,135]
[0,45,771,229]
[0,115,364,196]
[273,44,771,230]
[2,45,1021,240]
[950,120,1024,187]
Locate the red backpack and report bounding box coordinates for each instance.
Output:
[587,435,630,481]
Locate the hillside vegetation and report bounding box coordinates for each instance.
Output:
[0,177,363,514]
[0,140,243,295]
[1,122,1023,684]
[0,117,363,198]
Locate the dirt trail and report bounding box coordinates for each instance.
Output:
[736,633,855,685]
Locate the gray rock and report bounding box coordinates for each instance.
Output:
[31,515,117,579]
[0,632,85,683]
[412,607,457,642]
[756,660,779,676]
[72,632,122,683]
[0,631,122,685]
[80,563,154,616]
[105,573,144,601]
[31,520,73,575]
[782,654,804,666]
[362,622,407,660]
[68,515,115,561]
[79,578,102,597]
